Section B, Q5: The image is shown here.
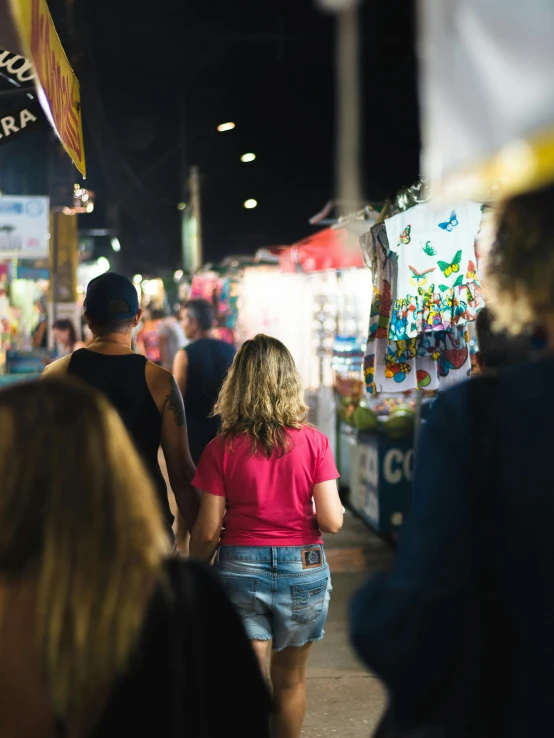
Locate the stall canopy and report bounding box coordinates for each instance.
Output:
[278,227,364,273]
[0,0,86,176]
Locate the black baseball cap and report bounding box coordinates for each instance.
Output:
[84,272,140,320]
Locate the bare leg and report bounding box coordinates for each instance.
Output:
[251,639,273,687]
[270,643,312,738]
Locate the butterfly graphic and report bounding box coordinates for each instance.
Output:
[398,225,411,245]
[438,250,462,278]
[409,265,435,287]
[421,241,436,256]
[438,210,459,232]
[466,260,476,280]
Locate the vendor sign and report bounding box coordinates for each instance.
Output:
[0,196,49,259]
[9,0,86,176]
[0,49,43,144]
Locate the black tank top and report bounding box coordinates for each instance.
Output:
[67,349,172,529]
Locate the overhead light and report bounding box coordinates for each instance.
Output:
[241,153,256,163]
[177,202,187,211]
[111,238,121,252]
[217,122,235,132]
[133,274,143,284]
[97,256,110,273]
[174,269,184,280]
[244,199,258,209]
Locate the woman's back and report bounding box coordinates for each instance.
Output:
[194,425,338,545]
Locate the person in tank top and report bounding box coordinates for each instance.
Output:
[42,272,199,546]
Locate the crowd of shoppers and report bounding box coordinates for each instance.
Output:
[3,184,553,737]
[4,275,342,737]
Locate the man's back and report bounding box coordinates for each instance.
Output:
[183,337,236,462]
[66,349,171,524]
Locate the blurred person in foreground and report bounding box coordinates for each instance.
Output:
[350,185,554,738]
[190,335,343,738]
[158,304,187,370]
[0,379,271,737]
[43,272,198,544]
[172,298,236,464]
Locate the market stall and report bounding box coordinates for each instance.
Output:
[339,187,486,537]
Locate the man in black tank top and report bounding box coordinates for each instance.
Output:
[43,273,199,545]
[172,299,236,464]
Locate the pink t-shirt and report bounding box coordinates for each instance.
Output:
[192,425,339,546]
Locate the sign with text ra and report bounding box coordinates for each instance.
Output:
[0,196,49,259]
[9,0,86,176]
[0,49,44,145]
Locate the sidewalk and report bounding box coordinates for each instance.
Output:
[303,512,393,737]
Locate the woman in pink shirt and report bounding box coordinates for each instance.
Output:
[191,334,343,738]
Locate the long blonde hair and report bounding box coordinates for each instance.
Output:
[0,379,168,723]
[214,334,309,457]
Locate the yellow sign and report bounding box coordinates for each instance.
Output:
[9,0,86,176]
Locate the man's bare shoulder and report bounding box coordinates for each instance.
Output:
[41,353,73,378]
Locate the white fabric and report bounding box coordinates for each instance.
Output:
[386,201,482,306]
[419,0,554,194]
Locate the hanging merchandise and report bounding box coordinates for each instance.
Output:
[363,200,484,394]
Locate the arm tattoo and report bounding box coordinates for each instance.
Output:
[165,378,186,428]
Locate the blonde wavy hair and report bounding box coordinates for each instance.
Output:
[214,334,309,457]
[0,379,168,727]
[486,183,554,333]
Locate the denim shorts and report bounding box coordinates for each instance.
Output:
[214,544,332,652]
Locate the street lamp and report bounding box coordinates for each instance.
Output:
[241,153,256,163]
[244,199,258,209]
[217,122,236,132]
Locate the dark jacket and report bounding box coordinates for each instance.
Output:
[350,358,554,737]
[86,558,271,737]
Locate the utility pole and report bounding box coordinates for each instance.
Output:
[180,91,203,273]
[188,165,203,271]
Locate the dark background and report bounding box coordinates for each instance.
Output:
[0,0,419,274]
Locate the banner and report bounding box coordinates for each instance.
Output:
[0,196,49,259]
[419,0,554,199]
[9,0,86,175]
[0,49,44,145]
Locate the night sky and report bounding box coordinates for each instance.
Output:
[2,0,420,274]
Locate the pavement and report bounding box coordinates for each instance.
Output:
[303,512,393,738]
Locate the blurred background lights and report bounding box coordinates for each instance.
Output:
[217,122,236,132]
[241,153,256,163]
[133,274,143,284]
[111,238,121,252]
[244,199,258,209]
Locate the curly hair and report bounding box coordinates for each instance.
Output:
[213,334,309,457]
[486,183,554,333]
